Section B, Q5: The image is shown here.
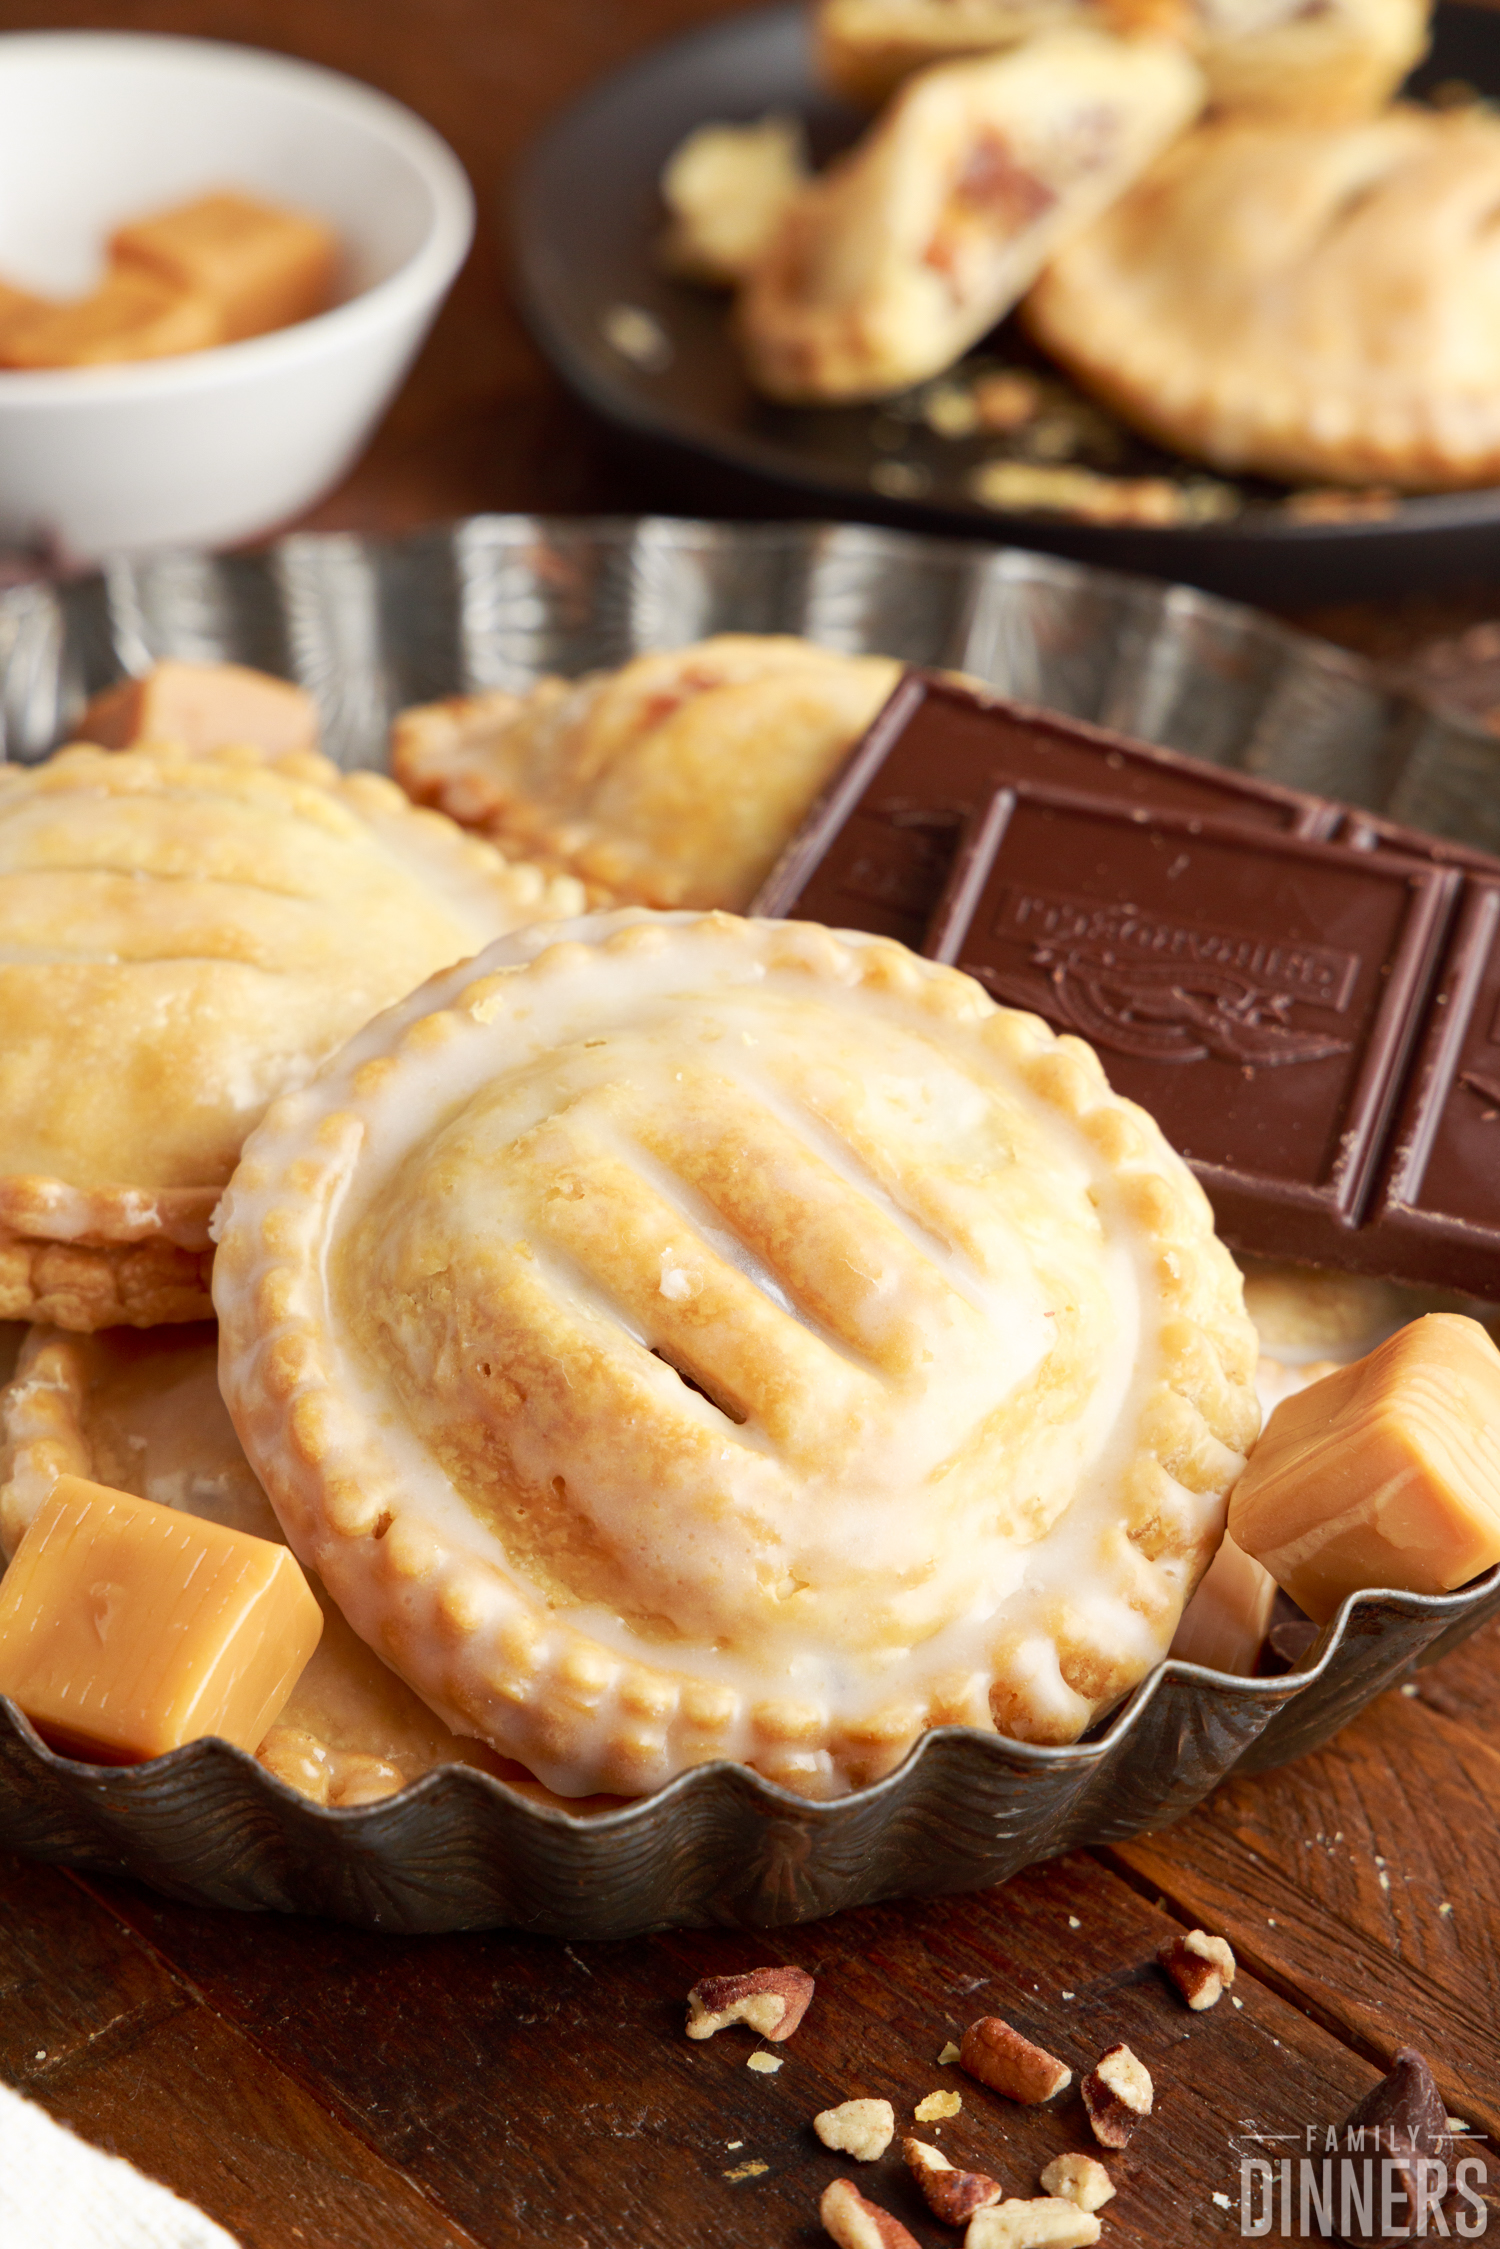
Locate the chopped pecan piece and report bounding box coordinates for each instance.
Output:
[685,1964,814,2041]
[902,2137,1002,2225]
[965,2197,1102,2247]
[815,2099,895,2162]
[1081,2043,1153,2148]
[819,2176,921,2249]
[1158,1929,1236,2011]
[960,2017,1071,2103]
[1039,2154,1115,2213]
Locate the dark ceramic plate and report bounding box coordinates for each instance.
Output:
[3,516,1500,1935]
[514,2,1500,604]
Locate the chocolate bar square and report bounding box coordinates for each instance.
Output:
[1367,879,1500,1295]
[924,785,1459,1265]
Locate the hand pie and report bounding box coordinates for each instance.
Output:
[213,911,1259,1801]
[815,0,1190,106]
[0,1324,526,1807]
[814,0,1425,117]
[739,31,1203,403]
[391,636,902,911]
[1191,0,1429,122]
[1026,109,1500,490]
[0,743,584,1332]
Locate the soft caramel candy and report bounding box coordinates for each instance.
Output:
[1168,1532,1277,1675]
[79,659,319,758]
[0,1474,321,1763]
[1229,1314,1500,1623]
[111,191,338,343]
[0,268,224,369]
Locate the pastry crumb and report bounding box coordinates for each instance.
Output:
[914,2089,962,2122]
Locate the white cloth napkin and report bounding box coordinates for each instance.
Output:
[0,2081,240,2248]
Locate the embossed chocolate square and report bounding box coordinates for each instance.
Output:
[923,785,1460,1267]
[754,674,1336,952]
[1369,878,1500,1295]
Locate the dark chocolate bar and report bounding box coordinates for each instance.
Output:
[751,674,1500,1294]
[923,785,1458,1268]
[756,673,1336,953]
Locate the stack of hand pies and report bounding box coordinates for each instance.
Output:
[660,0,1500,495]
[3,646,1494,1813]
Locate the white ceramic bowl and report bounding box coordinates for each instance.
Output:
[0,33,474,557]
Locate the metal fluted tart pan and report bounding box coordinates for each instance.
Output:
[3,515,1499,1935]
[2,1574,1496,1936]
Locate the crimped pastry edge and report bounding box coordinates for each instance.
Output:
[212,910,1259,1801]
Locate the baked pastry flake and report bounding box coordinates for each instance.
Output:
[391,635,903,911]
[740,30,1204,402]
[214,910,1259,1800]
[0,743,585,1329]
[1026,108,1500,490]
[660,116,811,286]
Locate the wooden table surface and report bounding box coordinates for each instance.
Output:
[2,4,1499,2244]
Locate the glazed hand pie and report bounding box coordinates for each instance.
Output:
[0,1325,516,1806]
[0,743,584,1331]
[391,636,902,911]
[213,911,1259,1801]
[1026,108,1500,490]
[815,0,1425,117]
[739,31,1203,403]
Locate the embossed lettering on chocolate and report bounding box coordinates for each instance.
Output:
[924,786,1457,1270]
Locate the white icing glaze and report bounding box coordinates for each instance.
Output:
[214,912,1256,1797]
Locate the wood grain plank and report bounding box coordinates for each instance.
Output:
[1,1855,477,2249]
[1107,1685,1500,2139]
[1406,1614,1500,1730]
[78,1852,1392,2249]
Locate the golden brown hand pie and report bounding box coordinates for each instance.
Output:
[739,30,1203,403]
[0,1324,526,1806]
[1191,0,1428,121]
[390,635,902,911]
[1026,108,1500,490]
[815,0,1190,105]
[214,911,1259,1802]
[0,743,585,1331]
[815,0,1424,117]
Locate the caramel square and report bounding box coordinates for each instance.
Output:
[1229,1314,1500,1622]
[80,659,320,758]
[0,1474,322,1763]
[0,269,224,368]
[111,191,338,342]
